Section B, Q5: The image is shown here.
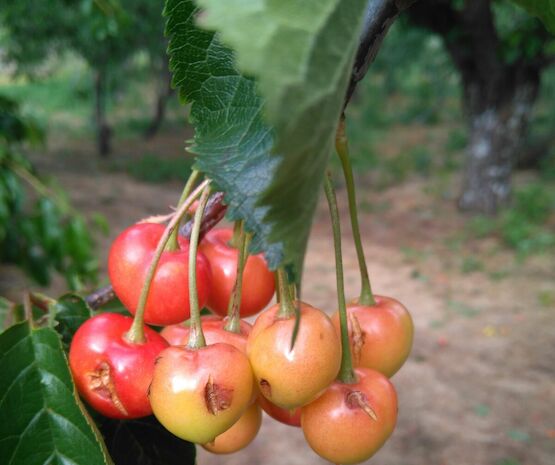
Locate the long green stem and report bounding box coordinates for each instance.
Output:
[166,169,201,252]
[336,116,375,306]
[228,220,242,248]
[187,185,211,349]
[224,222,250,333]
[324,172,356,384]
[276,268,295,319]
[125,179,210,344]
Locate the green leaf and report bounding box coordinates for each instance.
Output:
[0,297,16,330]
[0,322,112,465]
[165,0,280,268]
[50,294,94,349]
[511,0,555,33]
[99,416,196,465]
[165,0,367,279]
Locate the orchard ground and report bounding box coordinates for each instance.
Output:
[1,126,554,465]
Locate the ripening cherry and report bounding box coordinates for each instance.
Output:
[247,301,341,409]
[69,313,168,419]
[301,368,398,464]
[161,315,252,353]
[331,296,414,377]
[108,223,212,326]
[199,228,275,317]
[149,343,254,444]
[258,395,301,427]
[202,402,262,454]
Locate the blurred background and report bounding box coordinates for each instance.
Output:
[1,1,554,464]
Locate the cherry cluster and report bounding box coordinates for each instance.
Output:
[68,126,414,463]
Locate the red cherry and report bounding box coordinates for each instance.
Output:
[331,296,414,377]
[301,368,398,464]
[69,313,168,419]
[149,343,254,443]
[258,395,301,427]
[161,316,252,353]
[199,228,275,317]
[108,223,212,325]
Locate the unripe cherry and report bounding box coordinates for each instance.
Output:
[149,343,254,444]
[202,402,262,454]
[247,301,341,409]
[331,295,413,377]
[301,368,398,464]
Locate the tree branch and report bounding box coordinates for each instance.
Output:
[85,192,227,310]
[344,0,416,108]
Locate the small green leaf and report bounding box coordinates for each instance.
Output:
[98,416,196,465]
[0,322,112,465]
[511,0,555,33]
[51,294,94,348]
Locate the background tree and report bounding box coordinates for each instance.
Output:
[0,0,167,156]
[406,0,555,214]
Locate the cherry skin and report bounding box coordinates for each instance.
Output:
[69,313,168,419]
[258,395,301,427]
[247,301,341,409]
[199,228,275,317]
[331,295,414,377]
[149,343,254,444]
[161,315,252,353]
[301,368,398,464]
[202,402,262,454]
[108,223,212,326]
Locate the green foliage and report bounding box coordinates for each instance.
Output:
[0,322,112,465]
[166,0,366,280]
[466,183,555,256]
[510,0,555,33]
[127,154,193,183]
[0,94,99,288]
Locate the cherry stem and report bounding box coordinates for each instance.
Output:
[276,268,295,319]
[224,221,250,333]
[228,220,242,249]
[187,185,211,350]
[125,179,210,344]
[324,172,356,384]
[336,116,375,306]
[274,271,281,303]
[166,169,201,252]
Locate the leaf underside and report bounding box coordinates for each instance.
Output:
[0,323,111,465]
[165,0,367,280]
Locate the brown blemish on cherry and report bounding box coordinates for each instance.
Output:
[88,361,128,416]
[259,379,272,398]
[204,375,233,415]
[349,312,365,365]
[346,390,377,421]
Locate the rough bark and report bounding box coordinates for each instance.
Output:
[459,82,539,213]
[95,70,112,157]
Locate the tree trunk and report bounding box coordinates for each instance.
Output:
[95,70,112,157]
[458,79,539,214]
[144,63,173,139]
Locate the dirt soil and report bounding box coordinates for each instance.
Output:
[3,130,554,465]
